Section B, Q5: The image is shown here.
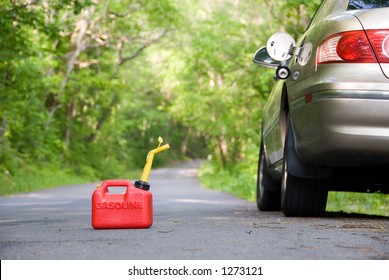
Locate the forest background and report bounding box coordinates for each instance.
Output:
[1,0,387,216]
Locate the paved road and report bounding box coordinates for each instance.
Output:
[0,160,388,260]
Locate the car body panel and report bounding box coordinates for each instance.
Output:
[292,93,389,166]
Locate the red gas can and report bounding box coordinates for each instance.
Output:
[92,179,153,229]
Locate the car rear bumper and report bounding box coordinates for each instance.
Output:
[291,90,389,167]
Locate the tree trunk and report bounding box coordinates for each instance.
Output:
[217,136,228,168]
[65,95,76,149]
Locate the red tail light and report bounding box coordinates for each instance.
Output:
[365,30,389,63]
[317,31,376,64]
[337,34,364,61]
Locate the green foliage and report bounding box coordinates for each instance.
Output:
[327,192,389,217]
[0,163,92,196]
[269,0,322,36]
[199,143,260,201]
[0,0,188,195]
[167,0,273,168]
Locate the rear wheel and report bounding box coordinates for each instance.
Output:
[257,142,281,211]
[281,118,328,217]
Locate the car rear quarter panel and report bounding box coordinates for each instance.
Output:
[287,12,365,101]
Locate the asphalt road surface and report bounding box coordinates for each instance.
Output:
[1,160,388,260]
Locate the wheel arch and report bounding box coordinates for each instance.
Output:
[280,83,289,147]
[282,85,332,180]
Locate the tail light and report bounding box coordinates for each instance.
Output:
[366,30,389,63]
[317,30,389,64]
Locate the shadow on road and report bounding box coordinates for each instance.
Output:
[324,211,389,220]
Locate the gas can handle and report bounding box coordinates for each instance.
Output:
[98,179,133,193]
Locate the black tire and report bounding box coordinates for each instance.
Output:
[281,117,328,217]
[257,142,281,211]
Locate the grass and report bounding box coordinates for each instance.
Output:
[326,192,389,217]
[199,160,389,217]
[0,161,144,196]
[198,160,257,201]
[0,165,92,196]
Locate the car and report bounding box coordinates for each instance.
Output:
[252,0,389,217]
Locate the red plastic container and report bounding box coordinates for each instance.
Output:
[92,179,153,229]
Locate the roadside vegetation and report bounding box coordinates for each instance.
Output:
[1,0,387,216]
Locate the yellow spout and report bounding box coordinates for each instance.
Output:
[140,137,170,182]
